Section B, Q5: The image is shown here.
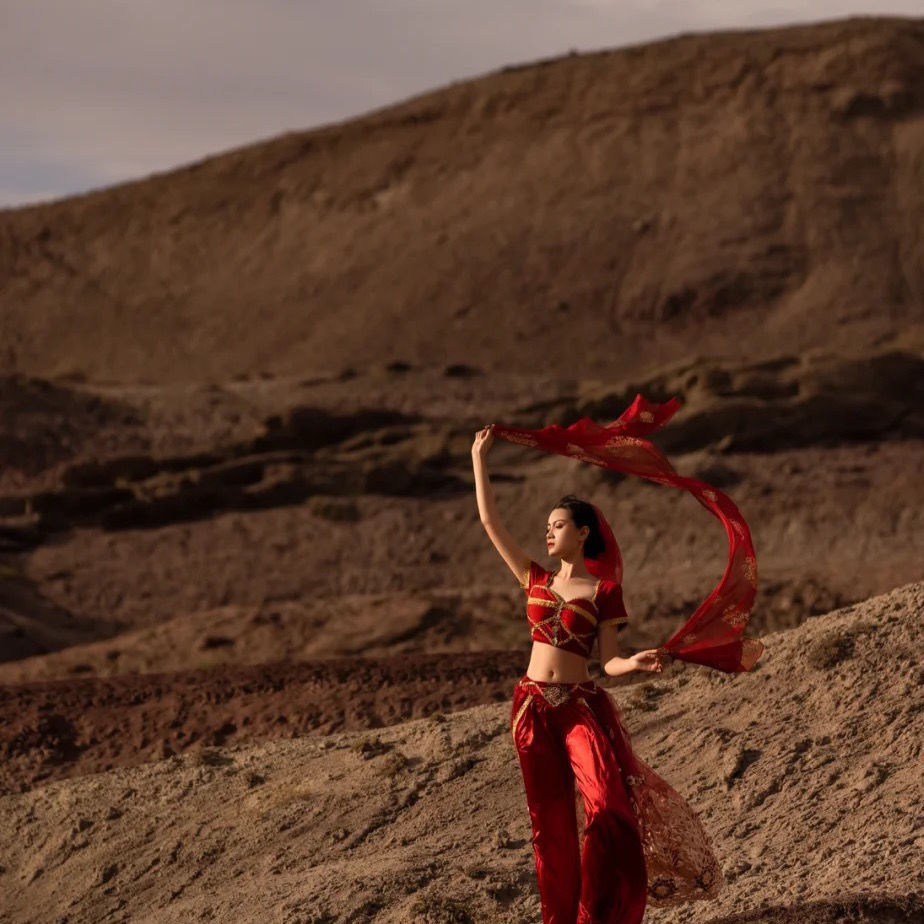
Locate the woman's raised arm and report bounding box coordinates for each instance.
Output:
[472,425,531,586]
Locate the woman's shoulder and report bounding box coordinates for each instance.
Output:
[596,578,629,627]
[519,558,551,591]
[597,575,622,591]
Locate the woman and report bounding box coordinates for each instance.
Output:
[472,422,723,924]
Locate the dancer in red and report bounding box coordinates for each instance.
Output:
[471,394,763,923]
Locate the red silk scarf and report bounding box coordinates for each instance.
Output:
[492,393,764,673]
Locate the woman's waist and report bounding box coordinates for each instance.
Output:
[518,672,600,694]
[527,640,593,681]
[516,673,600,708]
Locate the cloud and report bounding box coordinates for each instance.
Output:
[2,1,922,208]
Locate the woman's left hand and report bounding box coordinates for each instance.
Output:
[630,648,670,673]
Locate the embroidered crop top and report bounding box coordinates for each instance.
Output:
[518,558,629,657]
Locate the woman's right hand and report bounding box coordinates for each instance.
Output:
[472,424,495,459]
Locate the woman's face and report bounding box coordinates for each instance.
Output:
[546,507,588,557]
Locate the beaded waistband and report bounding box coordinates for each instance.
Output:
[517,674,599,706]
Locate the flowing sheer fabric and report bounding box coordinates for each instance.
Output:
[492,392,764,673]
[594,687,725,906]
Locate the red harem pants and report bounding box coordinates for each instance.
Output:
[510,674,647,924]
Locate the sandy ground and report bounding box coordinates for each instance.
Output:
[1,582,921,923]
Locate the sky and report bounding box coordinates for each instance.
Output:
[2,1,922,209]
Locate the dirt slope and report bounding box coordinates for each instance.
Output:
[1,582,920,923]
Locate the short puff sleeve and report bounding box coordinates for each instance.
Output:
[597,580,629,631]
[518,558,549,595]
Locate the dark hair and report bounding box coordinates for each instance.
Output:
[551,494,605,559]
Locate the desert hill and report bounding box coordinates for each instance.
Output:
[1,16,923,384]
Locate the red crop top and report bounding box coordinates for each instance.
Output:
[518,558,629,657]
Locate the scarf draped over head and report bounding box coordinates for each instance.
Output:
[491,393,764,673]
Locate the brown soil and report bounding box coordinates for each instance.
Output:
[0,582,920,923]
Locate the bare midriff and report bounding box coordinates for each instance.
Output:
[526,640,593,683]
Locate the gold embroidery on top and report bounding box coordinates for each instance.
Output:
[545,573,602,621]
[518,558,531,588]
[511,693,534,743]
[599,615,628,627]
[544,590,600,626]
[527,594,597,656]
[525,572,605,657]
[573,603,599,625]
